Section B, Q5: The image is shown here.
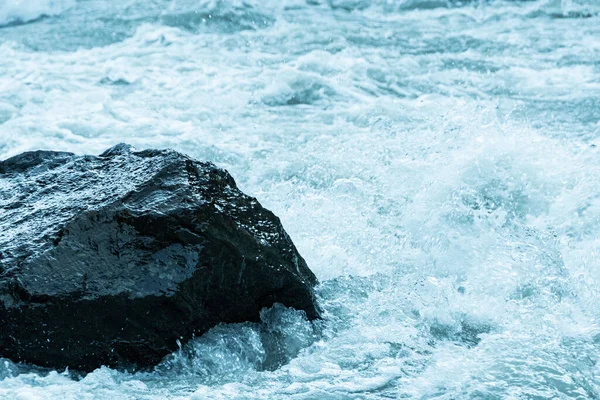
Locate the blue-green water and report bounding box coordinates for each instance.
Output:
[1,0,600,398]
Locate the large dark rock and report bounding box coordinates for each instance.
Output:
[0,144,319,372]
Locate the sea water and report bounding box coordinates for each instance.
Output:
[1,0,600,398]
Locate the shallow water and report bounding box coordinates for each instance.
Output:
[1,0,600,398]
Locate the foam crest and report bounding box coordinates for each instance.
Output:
[0,0,74,27]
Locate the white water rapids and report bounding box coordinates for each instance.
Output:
[1,0,600,398]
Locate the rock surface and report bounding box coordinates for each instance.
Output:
[0,144,319,372]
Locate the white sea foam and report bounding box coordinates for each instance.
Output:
[1,0,600,398]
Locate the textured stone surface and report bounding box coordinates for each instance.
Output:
[0,144,319,372]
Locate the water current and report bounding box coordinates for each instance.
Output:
[1,0,600,398]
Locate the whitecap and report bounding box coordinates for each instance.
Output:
[0,0,74,27]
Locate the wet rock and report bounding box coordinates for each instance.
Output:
[0,144,320,372]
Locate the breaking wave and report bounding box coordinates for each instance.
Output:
[0,0,74,27]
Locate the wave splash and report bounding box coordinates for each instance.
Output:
[0,0,74,27]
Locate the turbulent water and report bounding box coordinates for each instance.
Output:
[1,0,600,398]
